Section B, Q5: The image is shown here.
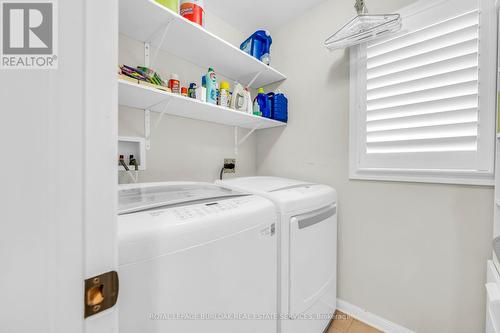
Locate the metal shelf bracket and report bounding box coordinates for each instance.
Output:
[144,99,172,151]
[144,110,151,150]
[148,19,174,68]
[234,124,261,155]
[246,71,263,88]
[142,30,174,151]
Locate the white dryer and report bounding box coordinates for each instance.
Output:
[217,177,337,333]
[118,182,277,333]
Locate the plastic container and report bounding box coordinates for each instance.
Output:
[255,88,271,118]
[196,86,206,102]
[253,98,261,116]
[205,67,217,104]
[188,83,197,98]
[155,0,179,13]
[168,74,180,94]
[180,0,204,26]
[219,81,230,107]
[197,76,207,102]
[181,87,188,97]
[270,91,288,123]
[244,88,253,114]
[231,82,249,113]
[240,30,272,65]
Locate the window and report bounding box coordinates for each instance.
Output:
[349,0,496,185]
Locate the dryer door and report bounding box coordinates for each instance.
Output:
[289,205,337,316]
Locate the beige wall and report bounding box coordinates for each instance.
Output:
[256,0,494,332]
[118,12,256,184]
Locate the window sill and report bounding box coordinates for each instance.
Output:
[350,168,494,186]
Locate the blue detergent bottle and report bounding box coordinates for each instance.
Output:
[270,90,288,123]
[240,30,272,65]
[255,88,271,118]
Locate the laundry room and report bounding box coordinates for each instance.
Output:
[1,0,498,333]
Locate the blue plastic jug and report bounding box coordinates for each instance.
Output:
[255,88,271,118]
[240,30,272,65]
[270,91,288,123]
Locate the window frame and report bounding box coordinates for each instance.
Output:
[349,0,497,186]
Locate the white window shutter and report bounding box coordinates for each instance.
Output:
[349,0,496,185]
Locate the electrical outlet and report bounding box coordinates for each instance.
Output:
[223,158,236,174]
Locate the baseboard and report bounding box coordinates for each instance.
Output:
[336,299,415,333]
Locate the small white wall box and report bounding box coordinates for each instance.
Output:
[118,136,146,171]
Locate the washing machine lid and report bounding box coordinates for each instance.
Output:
[118,182,247,214]
[218,177,337,213]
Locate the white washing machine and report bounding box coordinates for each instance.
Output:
[216,177,337,333]
[118,182,277,333]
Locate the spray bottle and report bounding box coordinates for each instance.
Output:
[205,67,217,104]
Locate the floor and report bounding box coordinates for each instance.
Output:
[327,311,383,333]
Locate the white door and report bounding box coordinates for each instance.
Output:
[0,1,119,332]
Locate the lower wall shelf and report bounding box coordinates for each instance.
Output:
[118,79,286,130]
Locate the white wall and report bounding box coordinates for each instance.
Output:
[118,11,255,183]
[256,0,494,332]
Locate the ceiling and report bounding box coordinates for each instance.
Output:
[207,0,327,35]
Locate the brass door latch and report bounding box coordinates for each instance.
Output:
[84,271,119,318]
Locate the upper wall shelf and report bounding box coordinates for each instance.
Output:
[119,0,287,88]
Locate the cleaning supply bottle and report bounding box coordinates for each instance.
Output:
[240,30,273,65]
[271,90,288,122]
[244,88,253,114]
[219,81,230,107]
[196,76,207,102]
[255,88,271,118]
[205,67,217,104]
[266,92,275,118]
[253,100,261,116]
[181,87,188,97]
[231,82,246,112]
[188,83,197,98]
[180,0,205,26]
[168,74,180,94]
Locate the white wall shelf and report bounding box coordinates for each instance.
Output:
[119,0,286,88]
[118,79,286,129]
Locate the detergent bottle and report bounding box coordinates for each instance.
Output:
[231,82,248,112]
[253,98,262,116]
[244,88,253,114]
[271,90,288,123]
[240,30,273,65]
[205,67,217,104]
[255,88,271,118]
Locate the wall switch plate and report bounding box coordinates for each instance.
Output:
[223,158,236,174]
